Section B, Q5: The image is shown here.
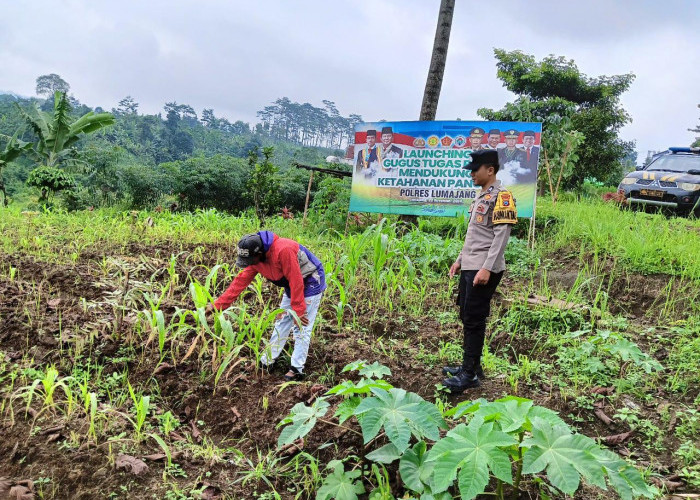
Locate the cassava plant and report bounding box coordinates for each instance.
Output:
[277,361,654,500]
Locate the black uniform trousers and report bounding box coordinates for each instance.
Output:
[457,269,503,365]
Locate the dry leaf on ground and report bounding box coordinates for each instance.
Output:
[600,430,634,445]
[115,454,149,475]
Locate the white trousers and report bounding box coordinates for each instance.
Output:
[261,292,323,372]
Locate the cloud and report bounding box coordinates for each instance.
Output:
[0,0,697,156]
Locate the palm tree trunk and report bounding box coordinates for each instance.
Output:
[419,0,455,121]
[400,0,455,228]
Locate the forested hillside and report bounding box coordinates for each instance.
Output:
[0,76,356,214]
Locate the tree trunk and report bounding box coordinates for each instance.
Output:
[400,0,455,228]
[0,178,7,207]
[419,0,455,121]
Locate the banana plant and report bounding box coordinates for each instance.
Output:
[15,91,114,170]
[0,133,33,205]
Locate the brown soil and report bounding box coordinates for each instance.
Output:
[0,245,697,499]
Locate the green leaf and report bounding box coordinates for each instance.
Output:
[277,398,329,448]
[354,388,446,453]
[526,405,568,429]
[15,92,113,168]
[355,396,385,443]
[400,441,430,493]
[591,448,654,500]
[603,338,663,373]
[444,398,487,419]
[316,461,366,500]
[359,361,392,379]
[474,398,533,433]
[420,399,450,435]
[607,337,642,360]
[522,417,599,495]
[427,416,517,498]
[326,378,393,397]
[419,493,452,500]
[366,443,402,464]
[368,489,395,500]
[400,442,453,500]
[218,316,236,349]
[341,360,367,373]
[455,459,490,500]
[326,380,357,396]
[334,397,362,424]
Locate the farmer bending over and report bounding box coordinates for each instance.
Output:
[207,231,325,381]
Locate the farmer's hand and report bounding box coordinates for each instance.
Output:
[449,260,461,279]
[205,304,219,320]
[275,312,287,322]
[297,314,310,327]
[473,268,491,286]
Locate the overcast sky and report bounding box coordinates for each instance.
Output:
[1,0,698,159]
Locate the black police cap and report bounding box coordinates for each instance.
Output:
[464,149,500,172]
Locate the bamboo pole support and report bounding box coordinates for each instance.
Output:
[302,171,314,225]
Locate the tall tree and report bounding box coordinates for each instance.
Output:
[16,91,115,169]
[35,74,70,98]
[201,108,217,128]
[116,96,139,115]
[159,102,194,162]
[256,97,356,149]
[246,146,280,223]
[419,0,455,120]
[479,49,635,187]
[163,101,198,127]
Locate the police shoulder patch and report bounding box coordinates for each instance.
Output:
[493,190,518,225]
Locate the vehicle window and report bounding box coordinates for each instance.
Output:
[647,155,700,172]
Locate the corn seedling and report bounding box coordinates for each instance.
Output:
[15,366,74,418]
[328,276,353,331]
[127,383,150,441]
[149,432,173,475]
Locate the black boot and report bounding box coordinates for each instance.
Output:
[442,363,484,379]
[443,358,479,393]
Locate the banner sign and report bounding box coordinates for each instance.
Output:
[349,121,541,218]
